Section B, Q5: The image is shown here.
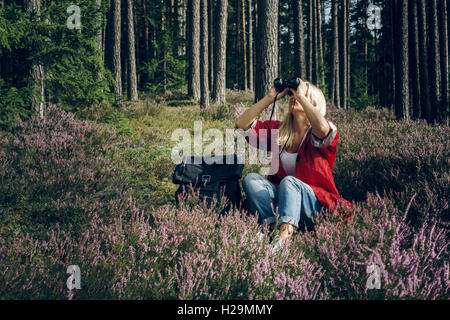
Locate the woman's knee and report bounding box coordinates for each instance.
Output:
[279,176,313,195]
[242,172,264,190]
[279,176,300,188]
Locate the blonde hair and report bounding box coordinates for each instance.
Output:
[278,82,326,149]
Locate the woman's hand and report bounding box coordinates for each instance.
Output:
[266,86,289,101]
[289,78,309,102]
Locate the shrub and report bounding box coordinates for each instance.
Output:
[0,193,325,300]
[297,193,449,299]
[0,79,32,132]
[328,109,450,221]
[0,106,127,235]
[0,191,447,300]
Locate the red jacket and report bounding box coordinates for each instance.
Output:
[244,119,353,217]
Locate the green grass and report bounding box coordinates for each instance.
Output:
[80,90,260,210]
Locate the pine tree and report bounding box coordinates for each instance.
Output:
[208,0,214,90]
[438,0,448,122]
[112,0,122,99]
[339,0,348,109]
[331,0,340,108]
[126,0,138,101]
[394,0,410,119]
[212,0,228,105]
[418,0,431,121]
[308,0,313,81]
[409,0,421,118]
[255,0,279,102]
[248,0,255,91]
[26,0,45,118]
[428,0,440,122]
[200,0,209,109]
[293,0,306,79]
[187,0,201,100]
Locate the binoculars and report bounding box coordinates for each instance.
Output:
[274,78,300,95]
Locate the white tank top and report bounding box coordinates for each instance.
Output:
[280,151,298,176]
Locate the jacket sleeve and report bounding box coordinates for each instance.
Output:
[310,121,338,149]
[235,120,281,152]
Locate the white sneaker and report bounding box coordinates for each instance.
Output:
[270,237,285,254]
[257,232,265,242]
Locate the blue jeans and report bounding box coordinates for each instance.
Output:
[242,173,322,229]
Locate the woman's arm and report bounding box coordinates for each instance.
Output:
[290,80,330,139]
[235,87,289,130]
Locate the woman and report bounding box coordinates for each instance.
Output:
[235,78,351,250]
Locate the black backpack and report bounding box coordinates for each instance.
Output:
[172,155,244,214]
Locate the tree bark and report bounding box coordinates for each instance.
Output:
[417,0,431,120]
[242,0,248,91]
[248,0,254,91]
[293,0,306,79]
[409,0,421,118]
[126,0,138,101]
[255,0,279,102]
[394,0,410,119]
[187,0,201,100]
[346,0,350,104]
[339,0,347,109]
[212,0,228,105]
[438,0,448,122]
[112,0,122,99]
[96,0,103,55]
[143,0,149,58]
[331,0,340,107]
[428,0,440,122]
[308,0,313,81]
[312,0,318,84]
[208,0,214,90]
[26,0,45,118]
[200,0,210,109]
[317,0,324,85]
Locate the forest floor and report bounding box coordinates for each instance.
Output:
[85,89,261,210]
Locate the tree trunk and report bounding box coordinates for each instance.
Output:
[161,0,167,93]
[26,0,45,118]
[187,0,201,100]
[438,0,448,122]
[317,0,324,85]
[395,0,410,119]
[308,0,313,81]
[428,0,440,122]
[255,0,279,102]
[331,0,340,108]
[409,0,421,118]
[417,0,431,120]
[212,0,228,105]
[112,0,122,99]
[312,0,318,84]
[248,0,254,91]
[126,0,138,101]
[200,0,210,109]
[346,0,350,105]
[96,0,103,55]
[339,0,347,109]
[143,0,149,58]
[208,0,214,90]
[242,0,248,91]
[293,0,306,79]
